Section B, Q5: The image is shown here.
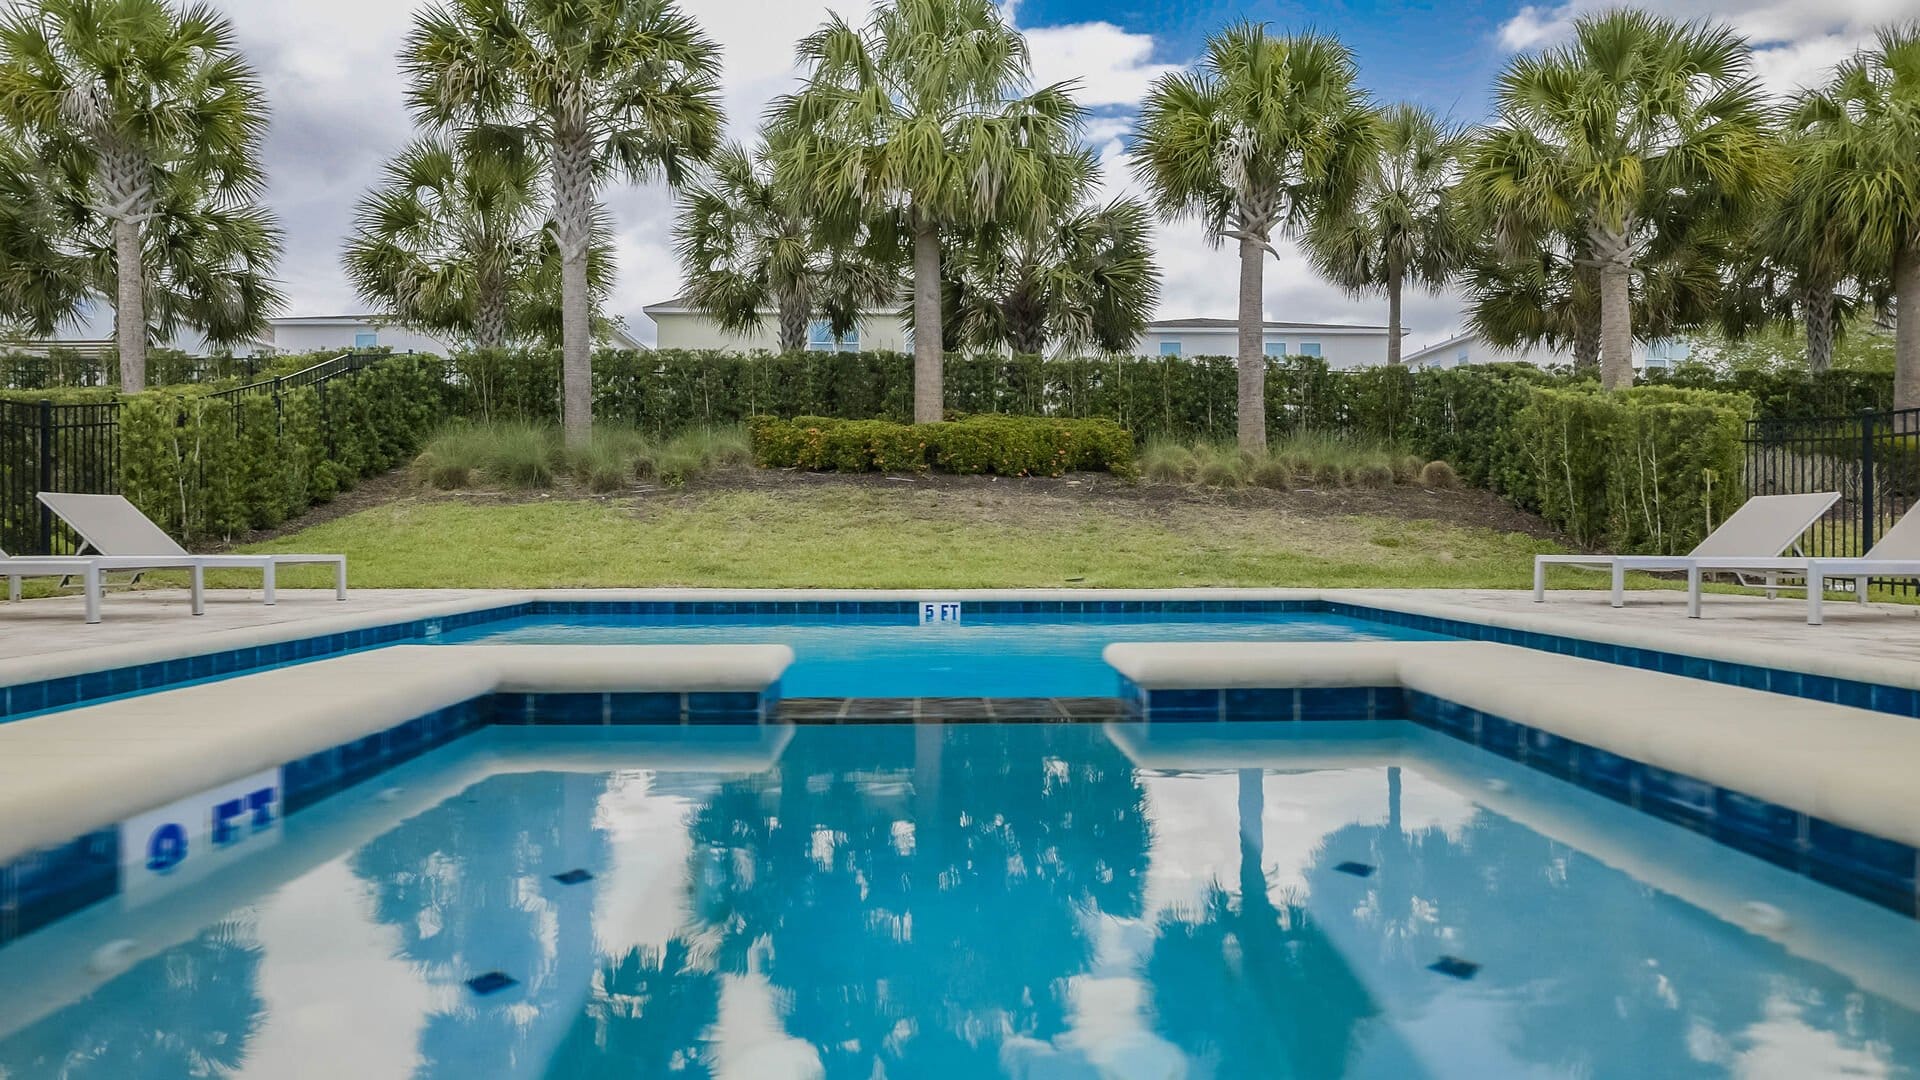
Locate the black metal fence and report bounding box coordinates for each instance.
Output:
[0,352,384,556]
[1744,406,1920,593]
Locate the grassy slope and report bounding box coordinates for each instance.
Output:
[236,487,1564,590]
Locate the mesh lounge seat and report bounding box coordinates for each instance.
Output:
[1,545,205,623]
[1684,504,1920,624]
[1532,491,1840,615]
[35,492,345,607]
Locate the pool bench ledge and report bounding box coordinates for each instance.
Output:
[1104,640,1920,857]
[0,642,793,869]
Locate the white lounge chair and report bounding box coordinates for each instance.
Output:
[2,545,205,623]
[1533,491,1840,613]
[1686,505,1920,624]
[36,492,345,606]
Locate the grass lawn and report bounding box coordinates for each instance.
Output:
[230,484,1567,590]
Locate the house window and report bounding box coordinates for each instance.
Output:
[1264,340,1286,357]
[1297,341,1321,358]
[354,331,378,349]
[807,320,859,353]
[1159,340,1182,357]
[1456,346,1469,365]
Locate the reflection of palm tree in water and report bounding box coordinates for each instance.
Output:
[556,725,1155,1076]
[1145,768,1381,1077]
[349,770,612,1073]
[0,917,266,1078]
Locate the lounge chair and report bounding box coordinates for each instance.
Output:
[36,492,346,606]
[1685,504,1920,624]
[1533,491,1840,613]
[2,546,205,623]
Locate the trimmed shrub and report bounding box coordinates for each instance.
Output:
[750,414,1137,480]
[1419,460,1458,489]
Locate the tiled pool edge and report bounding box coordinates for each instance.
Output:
[1114,677,1920,920]
[10,592,1920,726]
[0,685,781,950]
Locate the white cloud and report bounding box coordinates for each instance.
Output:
[1021,21,1180,107]
[1494,1,1894,95]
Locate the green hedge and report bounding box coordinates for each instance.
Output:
[1513,385,1747,553]
[116,354,453,541]
[751,415,1138,480]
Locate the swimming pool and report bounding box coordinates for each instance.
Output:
[4,722,1916,1078]
[439,610,1449,697]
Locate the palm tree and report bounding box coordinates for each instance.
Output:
[942,148,1160,355]
[673,135,899,354]
[0,0,280,391]
[1791,25,1920,406]
[404,0,725,444]
[1463,9,1775,391]
[1134,24,1378,453]
[1720,153,1863,373]
[772,0,1085,423]
[0,144,89,337]
[344,128,611,350]
[1305,104,1468,365]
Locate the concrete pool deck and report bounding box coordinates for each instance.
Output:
[4,585,1920,688]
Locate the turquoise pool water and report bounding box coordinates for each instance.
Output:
[4,722,1917,1078]
[438,612,1449,697]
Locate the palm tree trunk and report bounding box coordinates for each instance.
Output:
[1236,232,1266,454]
[551,118,596,446]
[912,223,943,424]
[475,269,509,351]
[1598,259,1633,390]
[114,216,145,392]
[1896,241,1920,413]
[777,293,807,354]
[1805,285,1835,374]
[1573,263,1600,375]
[1386,266,1403,366]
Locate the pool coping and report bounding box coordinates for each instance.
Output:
[7,588,1920,727]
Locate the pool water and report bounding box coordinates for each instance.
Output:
[4,722,1918,1078]
[439,612,1448,697]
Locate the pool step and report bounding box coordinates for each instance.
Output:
[779,697,1126,723]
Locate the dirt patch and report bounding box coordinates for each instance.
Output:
[229,463,1569,549]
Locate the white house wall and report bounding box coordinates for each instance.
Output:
[1139,329,1394,369]
[650,312,914,352]
[270,322,454,356]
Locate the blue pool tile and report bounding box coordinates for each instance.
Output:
[339,732,385,778]
[7,681,46,716]
[532,693,607,726]
[1836,680,1876,711]
[43,676,79,710]
[1802,675,1841,704]
[553,869,594,885]
[466,971,518,996]
[1224,688,1294,721]
[1873,685,1920,717]
[1147,689,1221,717]
[489,693,534,726]
[1573,745,1635,801]
[1333,861,1375,877]
[1428,956,1480,980]
[688,692,760,718]
[1523,728,1573,776]
[1477,714,1522,759]
[1637,766,1714,829]
[1808,818,1918,889]
[1299,687,1376,721]
[608,693,684,724]
[2,829,118,944]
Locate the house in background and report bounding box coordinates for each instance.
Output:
[644,296,912,353]
[1138,317,1402,369]
[1404,330,1691,372]
[6,307,646,358]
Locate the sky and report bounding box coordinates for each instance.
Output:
[217,0,1898,351]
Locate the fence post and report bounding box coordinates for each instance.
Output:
[272,376,284,437]
[36,398,52,554]
[1861,409,1877,556]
